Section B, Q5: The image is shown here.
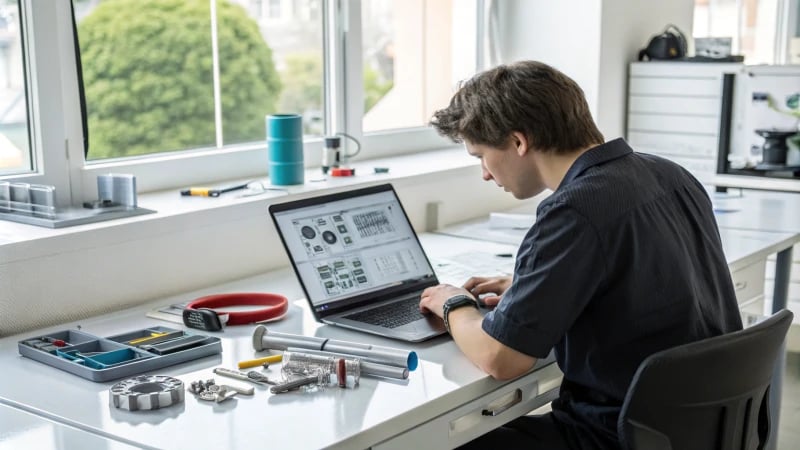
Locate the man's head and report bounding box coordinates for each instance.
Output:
[430,61,603,152]
[430,61,604,198]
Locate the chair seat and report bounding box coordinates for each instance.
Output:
[618,309,794,450]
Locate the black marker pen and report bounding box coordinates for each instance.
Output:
[180,183,249,197]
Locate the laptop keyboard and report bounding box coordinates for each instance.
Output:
[343,296,424,329]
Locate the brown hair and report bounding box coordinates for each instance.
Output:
[430,61,604,153]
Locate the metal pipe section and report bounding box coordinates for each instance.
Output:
[286,348,409,380]
[252,325,418,371]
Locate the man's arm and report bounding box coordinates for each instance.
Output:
[420,284,537,380]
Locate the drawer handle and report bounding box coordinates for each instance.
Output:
[481,388,522,417]
[735,281,747,291]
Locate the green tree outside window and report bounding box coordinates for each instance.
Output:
[78,0,281,159]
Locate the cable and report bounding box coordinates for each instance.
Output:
[338,132,361,159]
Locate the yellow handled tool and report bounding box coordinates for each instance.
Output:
[237,354,283,369]
[127,332,170,345]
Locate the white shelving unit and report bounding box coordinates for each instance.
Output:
[627,61,743,184]
[628,63,800,350]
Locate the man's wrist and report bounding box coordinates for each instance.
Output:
[442,294,479,334]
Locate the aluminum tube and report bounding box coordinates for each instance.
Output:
[286,348,409,380]
[252,326,418,370]
[252,325,325,351]
[322,342,416,370]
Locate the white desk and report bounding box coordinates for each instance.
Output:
[0,234,562,450]
[0,403,140,450]
[710,190,799,319]
[709,189,800,450]
[436,205,800,450]
[440,192,800,313]
[436,212,798,276]
[711,189,800,236]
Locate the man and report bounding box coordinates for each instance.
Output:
[420,61,743,449]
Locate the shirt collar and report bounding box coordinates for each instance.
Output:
[557,138,632,190]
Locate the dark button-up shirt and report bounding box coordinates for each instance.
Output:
[482,138,743,448]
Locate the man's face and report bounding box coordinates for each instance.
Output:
[464,137,544,199]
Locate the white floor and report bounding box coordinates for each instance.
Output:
[778,351,800,450]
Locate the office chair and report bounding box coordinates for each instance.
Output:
[618,309,794,450]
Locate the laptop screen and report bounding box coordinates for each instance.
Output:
[270,184,437,314]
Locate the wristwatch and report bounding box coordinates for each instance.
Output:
[442,294,479,334]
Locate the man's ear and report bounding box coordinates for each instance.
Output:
[511,132,529,156]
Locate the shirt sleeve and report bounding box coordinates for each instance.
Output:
[482,201,607,358]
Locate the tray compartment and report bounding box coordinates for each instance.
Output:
[82,347,152,369]
[18,327,222,382]
[106,326,185,347]
[53,340,153,369]
[20,330,97,353]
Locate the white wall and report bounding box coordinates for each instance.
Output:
[597,0,695,140]
[491,0,694,140]
[492,0,602,119]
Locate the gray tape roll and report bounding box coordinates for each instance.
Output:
[109,375,185,411]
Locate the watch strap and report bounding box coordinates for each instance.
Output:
[442,294,479,334]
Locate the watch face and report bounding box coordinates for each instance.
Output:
[182,308,223,331]
[446,295,475,308]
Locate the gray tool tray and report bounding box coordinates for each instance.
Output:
[18,325,222,382]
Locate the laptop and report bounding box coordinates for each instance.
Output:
[269,183,446,342]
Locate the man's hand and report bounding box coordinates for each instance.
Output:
[419,284,474,318]
[422,280,536,380]
[462,275,512,307]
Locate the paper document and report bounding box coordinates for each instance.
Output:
[146,302,188,324]
[488,212,535,230]
[431,251,516,286]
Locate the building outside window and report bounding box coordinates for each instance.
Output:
[693,0,799,64]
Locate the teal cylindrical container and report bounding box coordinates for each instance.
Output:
[267,114,304,185]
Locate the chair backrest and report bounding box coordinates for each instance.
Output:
[618,309,794,450]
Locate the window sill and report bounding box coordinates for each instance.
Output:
[0,146,479,263]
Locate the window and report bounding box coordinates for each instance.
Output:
[0,0,31,176]
[74,0,323,160]
[267,0,281,19]
[361,0,478,133]
[693,0,799,64]
[2,0,481,204]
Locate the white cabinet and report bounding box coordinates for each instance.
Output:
[372,364,563,450]
[627,62,743,184]
[731,259,767,326]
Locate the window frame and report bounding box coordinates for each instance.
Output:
[4,0,83,207]
[4,0,462,206]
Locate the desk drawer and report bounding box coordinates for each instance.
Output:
[629,77,721,97]
[627,131,717,158]
[731,259,766,305]
[372,364,563,450]
[787,322,800,353]
[739,295,765,327]
[628,114,719,135]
